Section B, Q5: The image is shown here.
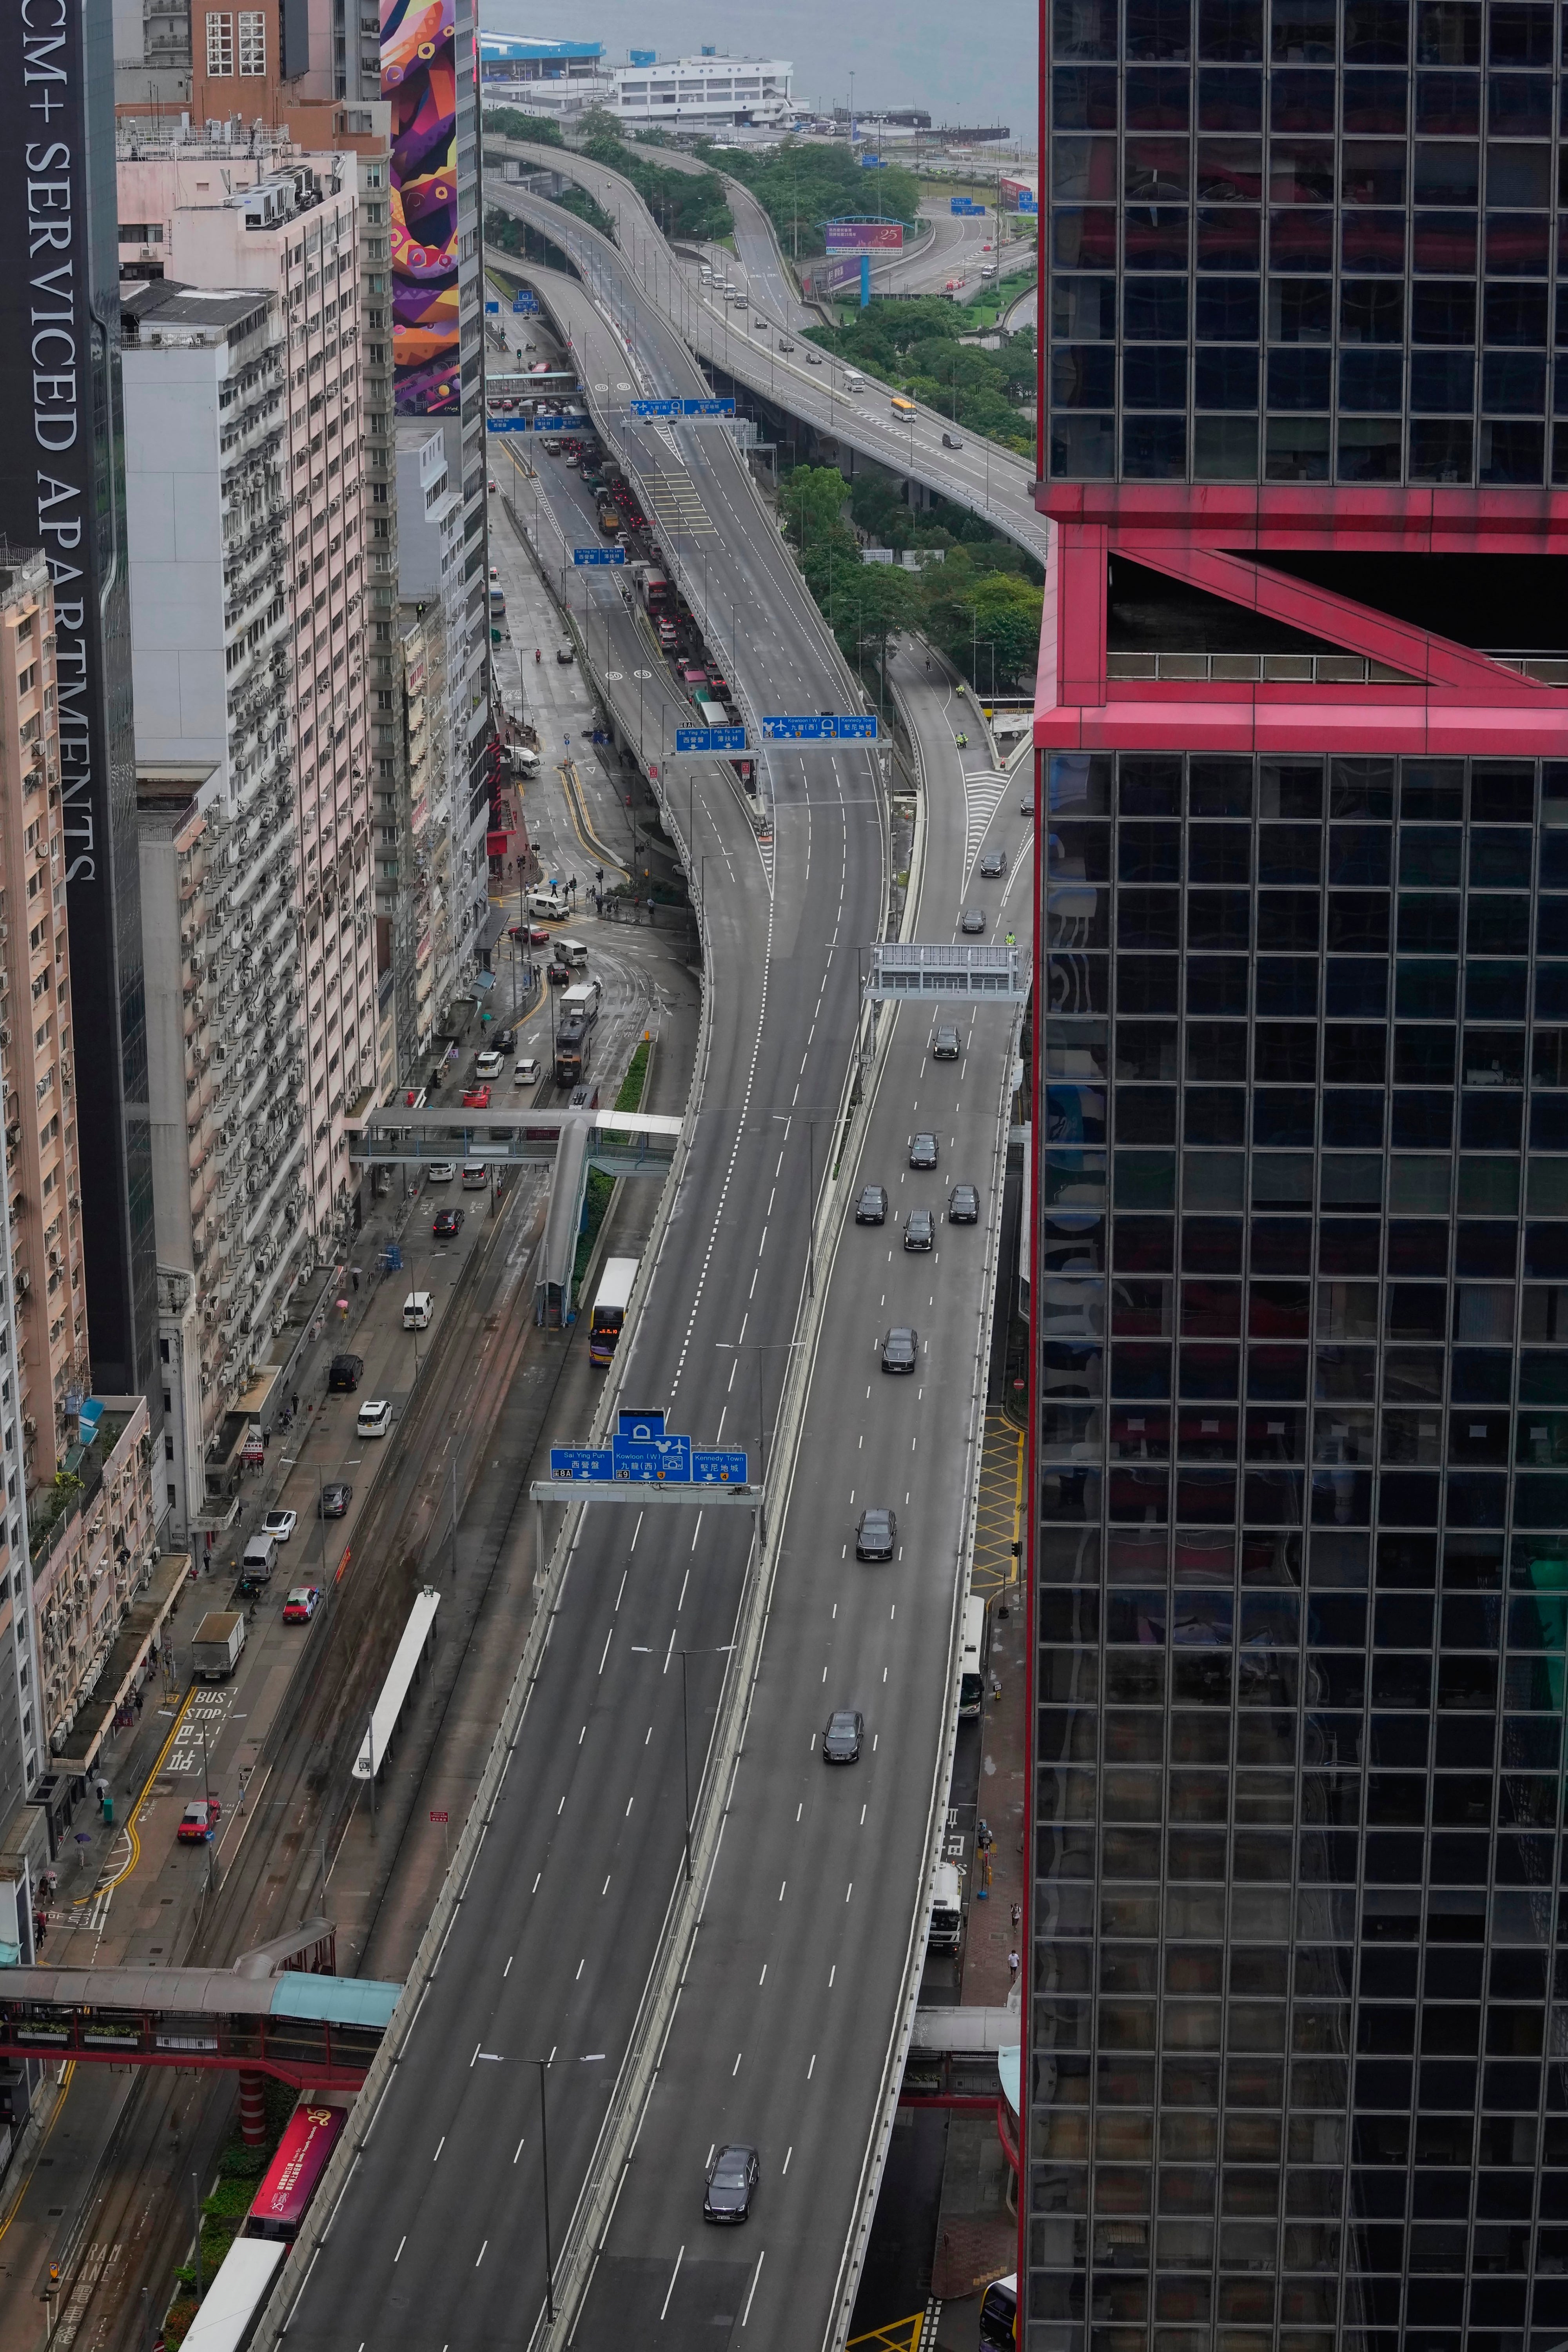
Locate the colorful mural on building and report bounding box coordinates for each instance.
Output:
[382,0,459,412]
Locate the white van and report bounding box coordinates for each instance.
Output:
[844,368,866,392]
[461,1161,490,1189]
[526,887,568,920]
[929,1860,964,1954]
[402,1290,432,1330]
[240,1531,277,1583]
[510,744,541,778]
[552,936,589,971]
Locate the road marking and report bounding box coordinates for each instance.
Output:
[577,1958,586,1980]
[659,2247,685,2320]
[808,2052,817,2078]
[603,1874,611,1895]
[626,1796,634,1814]
[779,1879,786,1901]
[514,2137,526,2164]
[846,1882,853,1902]
[782,2145,793,2174]
[434,2136,446,2160]
[732,2049,742,2075]
[504,1955,513,1978]
[475,2241,488,2267]
[394,2236,406,2262]
[759,1964,767,1985]
[829,1964,836,1987]
[741,2249,766,2327]
[598,1630,613,1673]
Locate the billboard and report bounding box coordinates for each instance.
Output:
[383,0,460,411]
[802,254,867,296]
[825,220,905,252]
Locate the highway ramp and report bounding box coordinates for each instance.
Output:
[488,142,1049,568]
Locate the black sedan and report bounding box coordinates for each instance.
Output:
[931,1025,960,1061]
[855,1508,897,1561]
[704,2142,760,2223]
[432,1207,465,1238]
[909,1132,939,1170]
[960,907,986,934]
[855,1183,887,1225]
[904,1208,935,1252]
[949,1183,980,1223]
[979,846,1008,878]
[822,1709,864,1764]
[881,1325,918,1373]
[319,1482,354,1518]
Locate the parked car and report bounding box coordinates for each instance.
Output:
[282,1586,321,1624]
[909,1132,939,1170]
[904,1208,935,1252]
[703,2143,760,2224]
[356,1399,392,1439]
[855,1508,897,1562]
[855,1184,887,1225]
[320,1482,353,1518]
[475,1050,505,1078]
[949,1183,981,1223]
[822,1709,865,1763]
[931,1026,960,1060]
[178,1796,221,1843]
[433,1207,465,1238]
[979,846,1007,877]
[881,1325,919,1373]
[261,1510,297,1542]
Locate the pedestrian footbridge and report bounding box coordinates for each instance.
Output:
[0,1947,400,2087]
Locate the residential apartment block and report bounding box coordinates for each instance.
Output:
[1028,2,1568,2347]
[117,144,380,1247]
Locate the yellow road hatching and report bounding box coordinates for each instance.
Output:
[846,2314,929,2352]
[971,1408,1024,1600]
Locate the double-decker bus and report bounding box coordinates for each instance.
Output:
[590,1258,638,1367]
[245,2100,348,2242]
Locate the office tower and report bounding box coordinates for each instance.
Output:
[0,3,160,1403]
[397,425,469,1059]
[1029,4,1568,2348]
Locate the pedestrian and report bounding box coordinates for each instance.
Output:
[93,1774,106,1807]
[33,1911,45,1951]
[1011,1900,1021,1932]
[291,1394,298,1419]
[1008,1949,1020,1986]
[351,1268,361,1294]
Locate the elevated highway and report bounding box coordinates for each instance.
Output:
[257,210,1031,2352]
[490,143,1050,566]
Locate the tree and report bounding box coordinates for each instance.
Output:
[576,105,624,145]
[482,107,562,146]
[780,464,852,552]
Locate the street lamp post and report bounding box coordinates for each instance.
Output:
[473,2052,605,2322]
[629,1644,733,1880]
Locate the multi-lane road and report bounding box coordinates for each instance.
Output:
[493,143,1049,564]
[256,167,1034,2352]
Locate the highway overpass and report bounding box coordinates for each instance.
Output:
[488,142,1050,568]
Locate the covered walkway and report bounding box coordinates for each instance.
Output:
[0,1963,401,2088]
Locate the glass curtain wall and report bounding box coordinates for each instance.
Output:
[1035,749,1568,2352]
[1048,0,1565,483]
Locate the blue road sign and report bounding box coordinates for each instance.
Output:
[485,299,499,313]
[619,1411,666,1437]
[630,397,736,419]
[692,1449,750,1485]
[612,1432,693,1482]
[551,1445,615,1481]
[512,289,540,314]
[676,725,746,753]
[762,715,879,743]
[573,547,627,566]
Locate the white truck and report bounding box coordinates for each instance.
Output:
[192,1610,246,1682]
[928,1859,964,1955]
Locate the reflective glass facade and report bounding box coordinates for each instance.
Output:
[1031,749,1568,2351]
[1048,0,1568,483]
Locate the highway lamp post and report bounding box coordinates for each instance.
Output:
[473,2052,606,2323]
[629,1644,734,1880]
[714,1339,805,1544]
